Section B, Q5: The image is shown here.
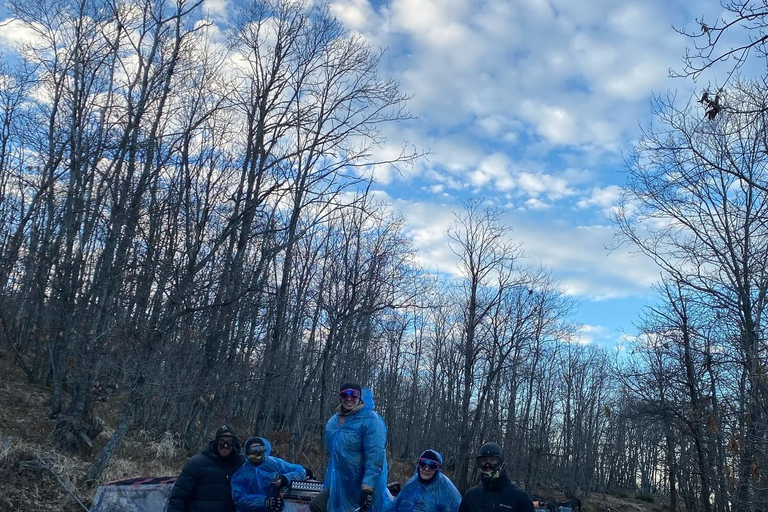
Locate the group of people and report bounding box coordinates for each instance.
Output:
[167,383,534,512]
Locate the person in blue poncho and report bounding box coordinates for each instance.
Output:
[393,450,461,512]
[231,436,307,512]
[310,383,391,512]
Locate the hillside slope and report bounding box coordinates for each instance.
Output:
[0,350,664,512]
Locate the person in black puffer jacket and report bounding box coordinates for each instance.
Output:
[168,425,244,512]
[458,442,534,512]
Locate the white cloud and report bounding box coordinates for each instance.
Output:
[576,324,607,345]
[576,185,623,214]
[512,222,660,301]
[524,198,550,210]
[330,0,379,32]
[393,199,661,302]
[523,102,579,145]
[517,172,574,200]
[365,0,689,162]
[202,0,230,20]
[0,19,46,50]
[470,153,514,190]
[396,200,459,274]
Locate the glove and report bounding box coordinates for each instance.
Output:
[359,489,374,511]
[273,474,289,488]
[265,496,284,512]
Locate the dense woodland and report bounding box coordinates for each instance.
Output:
[0,0,767,511]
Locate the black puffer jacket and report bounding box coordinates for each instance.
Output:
[167,441,243,512]
[458,472,534,512]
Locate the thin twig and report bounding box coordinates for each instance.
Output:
[34,455,89,512]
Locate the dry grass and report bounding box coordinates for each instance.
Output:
[93,430,186,487]
[0,351,188,511]
[388,457,417,484]
[0,436,91,511]
[0,349,663,512]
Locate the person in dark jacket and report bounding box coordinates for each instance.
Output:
[231,436,307,512]
[393,449,461,512]
[168,425,244,512]
[458,442,534,512]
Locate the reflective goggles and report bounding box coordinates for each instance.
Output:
[476,455,502,471]
[339,389,361,400]
[418,458,440,471]
[247,445,267,455]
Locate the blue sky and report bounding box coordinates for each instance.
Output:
[320,0,713,347]
[0,0,726,348]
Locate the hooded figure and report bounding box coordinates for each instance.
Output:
[312,386,392,512]
[393,450,461,512]
[168,425,243,512]
[231,437,307,512]
[458,442,534,512]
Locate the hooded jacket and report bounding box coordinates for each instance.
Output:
[167,439,244,512]
[231,437,307,512]
[393,450,461,512]
[323,387,392,512]
[458,470,534,512]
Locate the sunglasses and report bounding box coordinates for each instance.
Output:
[339,389,361,400]
[247,445,267,455]
[217,439,233,448]
[418,458,440,471]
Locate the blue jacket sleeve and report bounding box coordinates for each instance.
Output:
[275,458,307,483]
[231,467,269,512]
[361,412,388,490]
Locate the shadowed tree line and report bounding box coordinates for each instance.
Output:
[0,0,767,511]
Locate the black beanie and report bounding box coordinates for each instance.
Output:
[215,425,236,439]
[339,382,362,392]
[477,441,503,458]
[421,450,440,462]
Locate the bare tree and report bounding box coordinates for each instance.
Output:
[615,81,768,512]
[446,200,521,489]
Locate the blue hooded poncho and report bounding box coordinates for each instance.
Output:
[392,450,461,512]
[324,388,392,512]
[231,437,307,512]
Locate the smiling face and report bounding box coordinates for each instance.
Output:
[417,456,440,481]
[216,435,233,458]
[339,388,361,411]
[418,464,437,481]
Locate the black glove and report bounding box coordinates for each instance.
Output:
[274,474,289,489]
[265,496,284,512]
[359,489,374,511]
